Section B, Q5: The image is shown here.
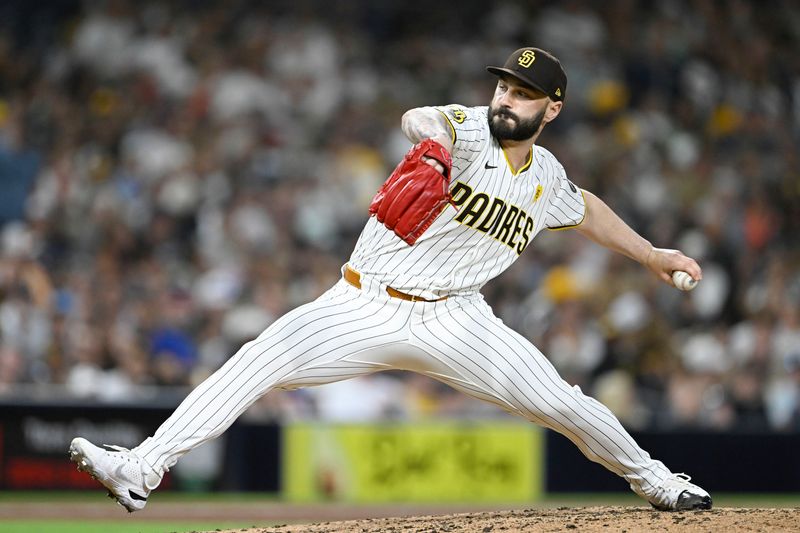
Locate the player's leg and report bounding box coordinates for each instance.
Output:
[70,280,413,511]
[410,296,711,511]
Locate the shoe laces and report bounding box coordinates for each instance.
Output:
[103,444,139,466]
[104,444,131,453]
[102,444,169,473]
[666,473,692,483]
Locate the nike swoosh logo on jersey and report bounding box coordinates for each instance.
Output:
[485,162,497,169]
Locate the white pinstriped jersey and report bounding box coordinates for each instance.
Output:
[123,110,676,509]
[122,106,677,508]
[349,105,586,299]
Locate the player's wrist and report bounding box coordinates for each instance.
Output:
[642,244,656,269]
[431,134,454,154]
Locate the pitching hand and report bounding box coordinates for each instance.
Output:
[644,247,702,287]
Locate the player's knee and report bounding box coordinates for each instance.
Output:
[517,401,564,428]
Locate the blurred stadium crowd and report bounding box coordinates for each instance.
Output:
[0,0,798,432]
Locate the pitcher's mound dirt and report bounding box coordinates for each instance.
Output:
[212,506,799,532]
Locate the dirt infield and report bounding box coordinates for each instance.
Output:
[2,501,797,532]
[210,507,799,533]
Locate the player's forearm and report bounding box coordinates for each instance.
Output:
[401,107,454,153]
[575,189,653,265]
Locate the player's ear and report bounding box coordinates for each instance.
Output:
[543,99,562,124]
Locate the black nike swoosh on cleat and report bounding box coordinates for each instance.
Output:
[674,491,712,511]
[128,490,148,502]
[485,162,497,169]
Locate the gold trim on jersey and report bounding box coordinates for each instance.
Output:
[436,109,457,145]
[546,188,587,231]
[501,147,533,176]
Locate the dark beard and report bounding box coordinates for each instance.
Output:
[487,105,545,141]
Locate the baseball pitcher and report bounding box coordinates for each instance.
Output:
[70,47,711,513]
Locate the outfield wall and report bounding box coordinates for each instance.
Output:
[1,401,798,497]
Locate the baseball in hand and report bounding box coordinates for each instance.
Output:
[672,270,698,291]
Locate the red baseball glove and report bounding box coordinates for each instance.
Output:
[368,139,453,245]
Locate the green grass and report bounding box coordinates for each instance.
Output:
[2,491,798,508]
[0,492,796,533]
[543,492,800,507]
[0,491,282,503]
[2,491,797,505]
[0,521,261,533]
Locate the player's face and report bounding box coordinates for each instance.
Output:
[488,77,549,141]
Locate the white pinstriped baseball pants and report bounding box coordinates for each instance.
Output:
[134,274,672,499]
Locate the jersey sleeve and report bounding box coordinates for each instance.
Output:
[434,105,489,173]
[544,163,586,230]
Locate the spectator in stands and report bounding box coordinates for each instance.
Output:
[0,0,797,432]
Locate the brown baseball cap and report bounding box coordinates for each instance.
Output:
[487,47,567,101]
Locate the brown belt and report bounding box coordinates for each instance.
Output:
[343,265,448,303]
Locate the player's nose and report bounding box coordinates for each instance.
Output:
[496,90,513,107]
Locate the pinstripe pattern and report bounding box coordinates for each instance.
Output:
[131,105,674,502]
[133,284,671,500]
[411,296,670,494]
[135,281,414,470]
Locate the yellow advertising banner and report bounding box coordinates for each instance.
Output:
[283,422,542,502]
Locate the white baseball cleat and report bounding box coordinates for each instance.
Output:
[69,437,161,513]
[649,473,712,511]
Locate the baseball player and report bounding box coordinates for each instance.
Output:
[70,47,712,513]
